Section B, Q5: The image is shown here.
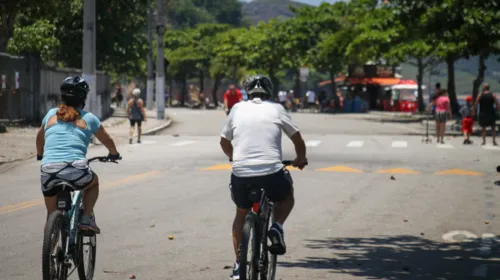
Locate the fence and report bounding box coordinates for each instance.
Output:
[0,52,111,123]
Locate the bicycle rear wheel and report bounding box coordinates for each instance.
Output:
[239,212,260,280]
[77,232,96,280]
[42,211,66,280]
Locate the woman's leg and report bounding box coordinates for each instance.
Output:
[82,175,99,217]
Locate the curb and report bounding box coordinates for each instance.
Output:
[143,118,172,136]
[364,118,425,123]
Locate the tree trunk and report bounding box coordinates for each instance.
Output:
[294,68,301,98]
[212,75,222,107]
[446,55,458,114]
[329,70,337,99]
[472,52,487,102]
[269,72,279,101]
[199,70,205,92]
[416,58,425,112]
[0,11,16,52]
[181,77,187,107]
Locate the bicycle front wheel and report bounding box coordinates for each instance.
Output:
[239,212,260,280]
[42,210,66,280]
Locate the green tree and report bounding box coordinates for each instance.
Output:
[7,19,60,62]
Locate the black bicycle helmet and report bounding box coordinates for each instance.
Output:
[244,74,273,96]
[60,76,89,107]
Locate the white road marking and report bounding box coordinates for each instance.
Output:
[305,140,322,147]
[473,265,488,277]
[479,233,495,256]
[436,143,454,149]
[172,140,196,146]
[482,145,500,150]
[347,140,364,148]
[442,230,478,243]
[391,140,408,148]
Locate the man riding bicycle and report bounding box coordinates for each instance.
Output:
[219,74,307,279]
[224,84,243,115]
[36,76,121,233]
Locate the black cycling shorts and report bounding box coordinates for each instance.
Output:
[130,120,142,127]
[230,168,293,209]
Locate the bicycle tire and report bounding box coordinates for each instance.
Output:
[239,212,260,280]
[260,208,277,280]
[42,210,65,280]
[77,233,96,280]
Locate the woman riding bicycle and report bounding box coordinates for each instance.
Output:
[36,76,121,233]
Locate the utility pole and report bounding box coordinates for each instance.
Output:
[155,0,166,119]
[82,0,97,117]
[146,0,154,110]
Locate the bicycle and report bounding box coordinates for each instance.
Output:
[239,160,307,280]
[42,156,121,280]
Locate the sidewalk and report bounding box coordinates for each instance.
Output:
[0,108,171,165]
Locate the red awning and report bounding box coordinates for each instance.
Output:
[319,77,400,86]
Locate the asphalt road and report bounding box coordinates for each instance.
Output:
[1,108,499,280]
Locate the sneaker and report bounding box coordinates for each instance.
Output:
[268,222,286,255]
[129,138,133,144]
[137,139,141,144]
[79,215,101,234]
[230,262,240,280]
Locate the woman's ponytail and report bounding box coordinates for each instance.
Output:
[56,104,80,122]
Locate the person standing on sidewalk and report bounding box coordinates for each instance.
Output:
[128,88,146,144]
[473,84,500,146]
[427,89,452,144]
[460,96,474,145]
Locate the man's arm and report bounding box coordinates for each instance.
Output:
[472,93,482,115]
[494,95,500,111]
[279,106,307,168]
[220,137,233,160]
[220,108,234,159]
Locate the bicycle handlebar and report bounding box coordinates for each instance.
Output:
[88,156,122,164]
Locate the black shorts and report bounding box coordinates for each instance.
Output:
[479,113,496,128]
[230,168,293,209]
[130,120,142,127]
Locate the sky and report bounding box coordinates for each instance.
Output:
[241,0,340,6]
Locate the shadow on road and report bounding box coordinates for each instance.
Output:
[279,235,499,279]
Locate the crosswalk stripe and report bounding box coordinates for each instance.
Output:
[172,140,196,146]
[305,140,322,147]
[436,143,454,149]
[391,141,408,148]
[482,145,500,150]
[347,140,364,148]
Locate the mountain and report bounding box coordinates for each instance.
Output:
[241,0,310,25]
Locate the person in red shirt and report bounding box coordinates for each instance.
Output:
[224,84,243,115]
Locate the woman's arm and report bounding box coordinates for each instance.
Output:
[35,125,45,157]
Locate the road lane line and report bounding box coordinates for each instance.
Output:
[171,140,196,146]
[0,170,160,215]
[0,199,41,211]
[391,140,408,148]
[347,140,364,148]
[305,140,322,147]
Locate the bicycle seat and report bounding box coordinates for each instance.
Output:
[54,181,77,191]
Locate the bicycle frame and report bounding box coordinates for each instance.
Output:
[60,190,83,263]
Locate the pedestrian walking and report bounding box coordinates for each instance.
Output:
[427,88,452,144]
[127,88,146,144]
[473,84,500,146]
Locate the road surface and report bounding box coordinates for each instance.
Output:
[1,109,499,280]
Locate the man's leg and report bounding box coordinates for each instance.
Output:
[129,120,135,144]
[266,169,295,255]
[232,208,250,261]
[482,127,487,145]
[492,124,497,145]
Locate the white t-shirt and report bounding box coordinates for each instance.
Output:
[221,98,299,177]
[306,90,316,103]
[278,91,287,102]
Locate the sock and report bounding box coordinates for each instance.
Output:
[274,222,283,230]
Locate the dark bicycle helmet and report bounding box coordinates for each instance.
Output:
[60,76,89,107]
[244,74,273,96]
